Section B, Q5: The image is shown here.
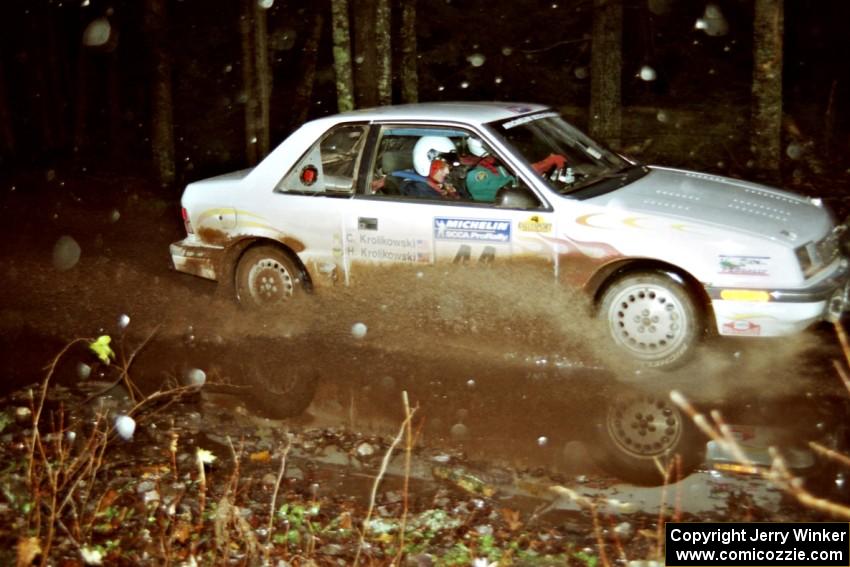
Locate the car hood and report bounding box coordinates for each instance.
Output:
[587,166,832,244]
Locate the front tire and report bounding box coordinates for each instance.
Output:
[599,271,701,369]
[235,245,303,308]
[591,390,705,485]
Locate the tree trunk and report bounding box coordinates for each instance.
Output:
[72,47,89,154]
[0,58,14,156]
[32,5,56,153]
[108,51,122,156]
[352,0,378,108]
[240,0,260,164]
[374,0,391,105]
[330,0,355,113]
[399,0,418,103]
[292,9,324,128]
[38,3,69,152]
[751,0,784,175]
[589,0,622,149]
[824,79,837,161]
[254,2,271,157]
[145,0,176,187]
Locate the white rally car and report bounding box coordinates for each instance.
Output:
[171,102,850,368]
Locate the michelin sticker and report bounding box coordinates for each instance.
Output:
[518,215,552,233]
[434,218,511,243]
[719,255,769,276]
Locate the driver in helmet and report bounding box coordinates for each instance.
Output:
[463,136,568,202]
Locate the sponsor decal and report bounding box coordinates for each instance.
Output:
[518,215,553,233]
[722,320,761,336]
[355,233,431,263]
[434,217,511,243]
[502,111,558,130]
[719,255,770,276]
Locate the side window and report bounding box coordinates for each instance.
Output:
[276,124,367,194]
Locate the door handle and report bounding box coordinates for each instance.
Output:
[358,217,378,230]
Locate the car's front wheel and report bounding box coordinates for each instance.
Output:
[235,245,303,308]
[590,390,705,485]
[598,271,701,369]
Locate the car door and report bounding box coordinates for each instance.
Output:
[340,123,559,279]
[252,122,370,287]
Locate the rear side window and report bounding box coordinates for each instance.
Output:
[275,124,367,194]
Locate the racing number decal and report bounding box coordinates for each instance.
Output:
[453,245,496,264]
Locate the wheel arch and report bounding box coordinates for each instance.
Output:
[587,258,715,331]
[219,237,314,294]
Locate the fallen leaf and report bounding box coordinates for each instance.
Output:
[95,489,119,515]
[16,536,41,567]
[89,336,115,365]
[196,447,216,464]
[338,511,352,530]
[173,522,192,544]
[500,508,522,532]
[249,450,270,463]
[432,466,495,497]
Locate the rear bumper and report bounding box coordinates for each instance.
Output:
[707,259,850,336]
[170,238,225,281]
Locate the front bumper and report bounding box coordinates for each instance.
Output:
[707,259,850,337]
[170,238,225,281]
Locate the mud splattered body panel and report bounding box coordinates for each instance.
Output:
[171,102,849,339]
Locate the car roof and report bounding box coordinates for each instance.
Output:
[324,102,551,127]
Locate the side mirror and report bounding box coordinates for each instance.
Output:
[495,186,540,210]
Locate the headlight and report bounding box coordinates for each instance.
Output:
[816,233,839,265]
[796,244,815,277]
[797,234,840,279]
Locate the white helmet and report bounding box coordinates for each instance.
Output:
[467,136,488,157]
[413,136,456,176]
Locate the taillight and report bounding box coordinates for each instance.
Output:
[181,207,194,234]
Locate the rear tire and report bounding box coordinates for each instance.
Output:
[235,245,303,308]
[250,365,319,419]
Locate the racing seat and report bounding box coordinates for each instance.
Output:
[379,151,415,196]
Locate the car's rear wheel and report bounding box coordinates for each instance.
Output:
[243,363,319,419]
[599,271,701,369]
[235,245,303,308]
[591,390,705,485]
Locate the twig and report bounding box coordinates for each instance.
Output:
[394,392,415,565]
[809,440,850,469]
[519,36,590,54]
[672,390,850,520]
[118,324,161,402]
[265,435,292,563]
[27,339,91,484]
[79,326,159,405]
[591,503,613,567]
[354,391,416,566]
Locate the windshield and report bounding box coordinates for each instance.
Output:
[489,112,638,196]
